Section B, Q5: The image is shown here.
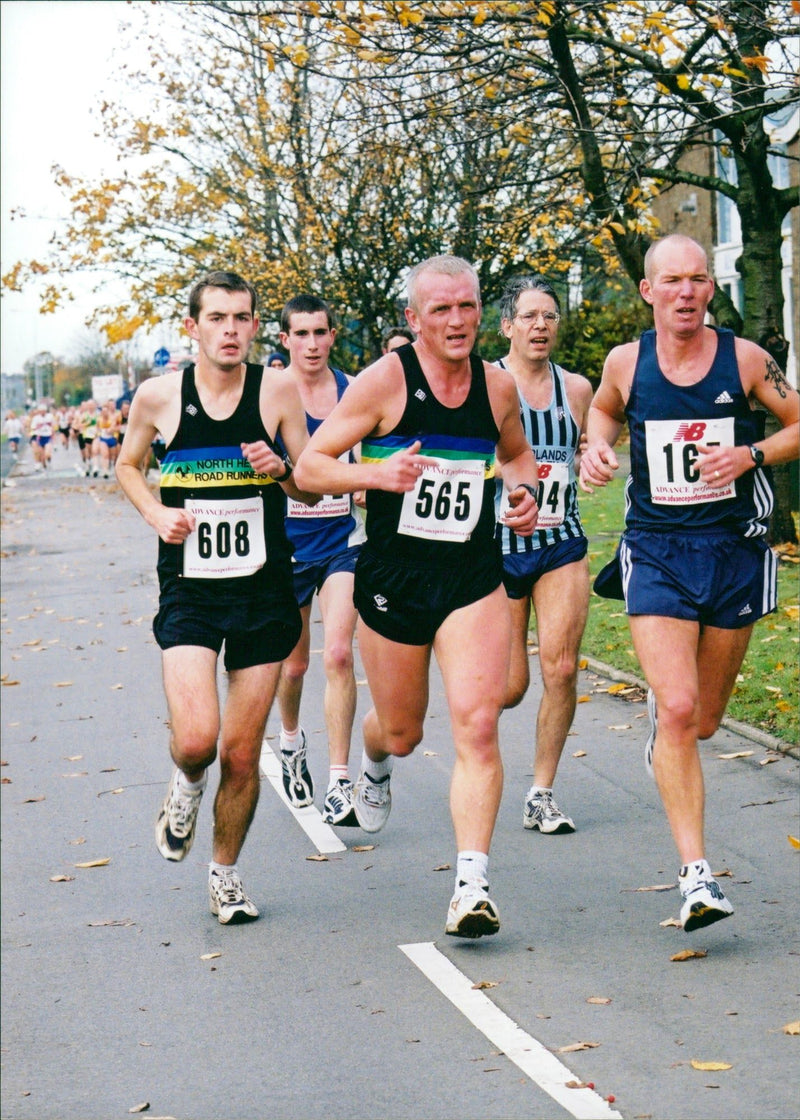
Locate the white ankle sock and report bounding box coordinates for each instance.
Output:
[329,765,348,788]
[456,850,489,887]
[177,770,205,793]
[280,725,300,751]
[362,750,392,781]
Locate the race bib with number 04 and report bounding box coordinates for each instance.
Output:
[183,497,267,578]
[645,417,735,505]
[398,457,484,542]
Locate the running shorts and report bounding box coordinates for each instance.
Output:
[619,530,777,629]
[502,536,588,600]
[292,545,361,608]
[354,548,502,646]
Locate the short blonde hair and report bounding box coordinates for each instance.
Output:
[406,255,480,312]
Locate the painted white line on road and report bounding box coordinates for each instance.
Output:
[399,942,622,1120]
[259,741,347,854]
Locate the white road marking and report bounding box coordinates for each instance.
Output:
[259,741,347,854]
[399,942,623,1120]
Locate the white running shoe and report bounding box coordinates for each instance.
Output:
[154,769,206,862]
[644,687,658,779]
[353,771,392,833]
[679,861,734,932]
[322,777,358,826]
[523,788,575,834]
[280,729,314,808]
[209,867,259,924]
[446,878,500,939]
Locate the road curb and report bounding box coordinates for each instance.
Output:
[581,653,798,760]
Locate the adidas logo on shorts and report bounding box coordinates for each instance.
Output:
[373,593,389,612]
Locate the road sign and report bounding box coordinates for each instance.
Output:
[153,347,171,368]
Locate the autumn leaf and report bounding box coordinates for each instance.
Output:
[586,996,612,1005]
[53,681,74,688]
[608,724,632,731]
[472,980,498,990]
[50,874,75,882]
[200,951,221,961]
[690,1059,732,1071]
[74,857,111,869]
[625,883,676,893]
[607,683,629,694]
[783,1021,800,1035]
[717,751,753,760]
[558,1041,600,1053]
[573,750,587,758]
[660,917,681,928]
[577,695,590,704]
[671,949,707,961]
[306,853,328,862]
[128,1104,150,1115]
[788,836,800,850]
[352,845,375,853]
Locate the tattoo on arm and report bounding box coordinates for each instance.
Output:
[764,358,788,399]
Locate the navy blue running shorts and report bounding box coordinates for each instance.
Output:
[619,530,777,629]
[354,549,502,646]
[502,536,588,600]
[292,544,361,608]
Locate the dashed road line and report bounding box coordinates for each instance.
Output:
[400,942,623,1120]
[259,740,347,854]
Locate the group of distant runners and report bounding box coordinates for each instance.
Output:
[114,239,798,940]
[4,398,132,477]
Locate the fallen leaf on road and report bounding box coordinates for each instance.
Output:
[50,875,75,882]
[433,863,451,871]
[759,756,779,766]
[352,845,374,852]
[607,724,631,731]
[23,795,45,803]
[423,750,438,757]
[306,853,328,862]
[200,952,221,961]
[2,679,21,686]
[128,1102,150,1113]
[690,1060,731,1071]
[573,750,587,757]
[111,683,124,690]
[712,868,732,878]
[671,949,707,961]
[577,695,590,704]
[53,681,74,688]
[624,883,675,893]
[74,858,111,869]
[717,751,753,760]
[783,1021,800,1035]
[472,980,498,990]
[88,919,135,927]
[586,996,611,1005]
[558,1041,600,1053]
[789,836,800,850]
[660,917,681,927]
[607,683,629,694]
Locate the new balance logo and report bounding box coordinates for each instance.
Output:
[373,594,389,612]
[738,603,752,616]
[414,389,426,401]
[714,391,734,404]
[556,407,565,421]
[185,403,198,416]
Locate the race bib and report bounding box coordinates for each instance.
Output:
[183,497,266,578]
[398,457,484,542]
[645,418,735,505]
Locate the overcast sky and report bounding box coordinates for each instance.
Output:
[0,0,174,374]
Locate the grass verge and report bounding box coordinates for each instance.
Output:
[577,477,799,747]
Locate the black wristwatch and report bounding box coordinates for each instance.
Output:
[518,482,538,502]
[273,453,293,482]
[748,445,764,469]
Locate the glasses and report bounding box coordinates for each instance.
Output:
[514,310,560,326]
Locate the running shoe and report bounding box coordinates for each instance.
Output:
[445,878,500,939]
[353,771,392,833]
[154,769,206,862]
[523,788,575,834]
[209,867,259,924]
[280,729,314,808]
[679,861,733,932]
[644,687,658,779]
[322,777,358,826]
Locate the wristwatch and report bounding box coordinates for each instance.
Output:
[273,453,293,482]
[518,483,538,502]
[748,445,764,469]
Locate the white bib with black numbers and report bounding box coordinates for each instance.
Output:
[183,496,267,578]
[398,457,484,542]
[645,417,735,505]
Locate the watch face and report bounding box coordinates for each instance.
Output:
[751,446,764,467]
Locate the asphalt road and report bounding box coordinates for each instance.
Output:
[2,444,798,1120]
